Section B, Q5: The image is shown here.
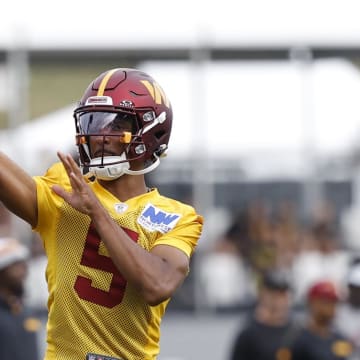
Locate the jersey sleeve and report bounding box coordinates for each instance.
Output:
[151,208,203,257]
[32,162,70,233]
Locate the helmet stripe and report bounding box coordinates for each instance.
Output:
[97,69,119,96]
[140,80,170,108]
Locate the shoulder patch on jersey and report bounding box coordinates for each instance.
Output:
[137,203,181,233]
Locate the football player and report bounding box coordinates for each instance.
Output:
[0,68,203,360]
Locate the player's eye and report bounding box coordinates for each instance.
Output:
[109,116,133,133]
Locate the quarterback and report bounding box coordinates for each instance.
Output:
[0,68,203,359]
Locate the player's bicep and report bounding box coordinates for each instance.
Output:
[151,244,190,286]
[0,157,38,226]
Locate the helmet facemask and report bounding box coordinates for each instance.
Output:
[75,109,167,180]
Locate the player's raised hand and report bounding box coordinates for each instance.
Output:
[52,151,101,216]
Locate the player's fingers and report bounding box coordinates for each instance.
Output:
[52,184,70,201]
[57,151,73,176]
[58,153,84,190]
[68,171,86,192]
[57,152,90,196]
[65,154,83,177]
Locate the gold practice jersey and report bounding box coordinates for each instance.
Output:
[33,162,203,360]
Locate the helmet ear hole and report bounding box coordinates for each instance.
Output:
[155,130,165,139]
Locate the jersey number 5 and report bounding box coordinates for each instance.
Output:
[74,223,138,308]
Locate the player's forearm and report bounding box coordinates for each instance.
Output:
[0,152,37,226]
[89,203,181,305]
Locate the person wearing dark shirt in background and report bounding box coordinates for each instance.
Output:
[0,237,40,360]
[336,260,360,359]
[292,280,353,360]
[229,270,299,360]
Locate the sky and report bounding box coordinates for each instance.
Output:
[2,0,360,48]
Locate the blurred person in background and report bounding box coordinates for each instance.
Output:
[229,270,299,360]
[336,260,360,359]
[199,208,255,309]
[292,280,353,360]
[0,68,203,360]
[201,199,301,311]
[0,237,40,360]
[291,220,349,306]
[24,233,48,359]
[24,233,48,313]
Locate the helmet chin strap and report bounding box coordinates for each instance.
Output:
[87,155,130,180]
[124,155,160,176]
[86,154,161,181]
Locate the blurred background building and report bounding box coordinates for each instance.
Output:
[2,0,360,358]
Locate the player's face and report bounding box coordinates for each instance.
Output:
[82,112,134,159]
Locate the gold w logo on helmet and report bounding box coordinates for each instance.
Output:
[140,80,170,108]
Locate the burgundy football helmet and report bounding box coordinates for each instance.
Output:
[73,68,173,180]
